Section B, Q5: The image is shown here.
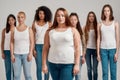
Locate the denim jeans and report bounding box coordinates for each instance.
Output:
[13,54,32,80]
[48,62,74,80]
[86,48,98,80]
[4,50,14,80]
[35,44,49,80]
[75,56,82,80]
[100,48,117,80]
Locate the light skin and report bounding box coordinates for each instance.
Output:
[83,13,95,31]
[97,6,119,62]
[10,12,34,63]
[42,10,80,75]
[32,10,52,58]
[1,17,15,59]
[70,15,86,64]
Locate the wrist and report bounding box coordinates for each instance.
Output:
[11,54,14,57]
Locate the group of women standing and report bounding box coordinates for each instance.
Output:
[1,4,119,80]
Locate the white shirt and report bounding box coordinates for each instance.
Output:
[100,21,116,49]
[4,31,11,50]
[87,30,96,49]
[14,27,30,54]
[35,22,49,44]
[48,28,75,64]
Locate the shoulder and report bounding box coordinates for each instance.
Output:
[2,28,6,35]
[71,27,79,34]
[48,21,52,27]
[28,27,33,32]
[2,28,6,32]
[82,25,86,31]
[98,22,102,27]
[114,21,119,26]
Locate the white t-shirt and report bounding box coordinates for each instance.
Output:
[35,22,49,44]
[87,30,96,49]
[14,27,30,54]
[4,31,11,50]
[48,28,75,64]
[100,21,116,49]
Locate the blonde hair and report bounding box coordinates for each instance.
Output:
[17,11,26,17]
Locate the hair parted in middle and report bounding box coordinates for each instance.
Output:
[50,7,71,30]
[34,6,52,22]
[101,4,114,21]
[84,11,97,44]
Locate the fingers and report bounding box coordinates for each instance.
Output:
[73,64,79,75]
[82,57,85,64]
[27,54,32,62]
[33,53,37,58]
[114,53,118,62]
[11,55,15,63]
[33,50,37,58]
[2,54,5,59]
[97,56,101,62]
[11,57,15,63]
[42,65,48,74]
[114,56,118,62]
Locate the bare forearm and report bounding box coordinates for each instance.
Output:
[1,42,4,53]
[10,43,14,56]
[74,50,80,65]
[29,43,34,54]
[42,47,49,66]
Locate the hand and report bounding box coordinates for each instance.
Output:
[114,53,118,62]
[33,50,37,58]
[81,56,86,64]
[11,55,15,63]
[27,53,32,62]
[73,64,79,75]
[1,53,5,59]
[42,64,48,74]
[97,54,101,62]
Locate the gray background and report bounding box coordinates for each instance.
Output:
[0,0,120,80]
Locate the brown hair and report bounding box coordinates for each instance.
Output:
[49,8,71,30]
[101,4,114,21]
[84,11,97,45]
[69,12,83,38]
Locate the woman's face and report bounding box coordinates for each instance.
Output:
[89,13,94,23]
[70,15,78,27]
[104,7,111,18]
[8,17,15,26]
[17,13,25,24]
[56,10,65,25]
[39,10,45,20]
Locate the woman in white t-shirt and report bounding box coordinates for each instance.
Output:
[1,14,16,80]
[42,8,80,80]
[97,4,119,80]
[69,12,86,80]
[84,11,98,80]
[32,6,52,80]
[10,11,34,80]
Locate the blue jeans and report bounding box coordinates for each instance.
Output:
[75,56,82,80]
[13,54,32,80]
[4,50,14,80]
[86,49,98,80]
[48,62,74,80]
[35,44,49,80]
[100,48,117,80]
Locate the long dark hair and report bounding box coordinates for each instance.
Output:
[84,11,97,44]
[101,4,114,21]
[69,13,83,38]
[6,14,16,33]
[34,6,52,22]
